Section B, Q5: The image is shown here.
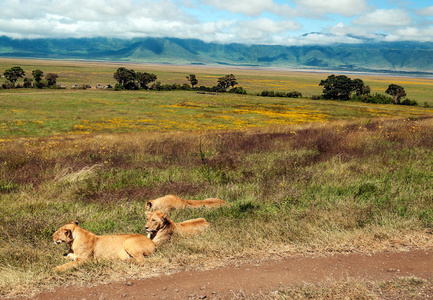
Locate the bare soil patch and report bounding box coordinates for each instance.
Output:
[22,250,433,299]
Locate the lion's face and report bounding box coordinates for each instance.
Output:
[145,211,167,233]
[53,221,78,244]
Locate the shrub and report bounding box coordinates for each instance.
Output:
[287,91,302,98]
[360,93,393,104]
[400,98,418,106]
[260,90,302,98]
[1,82,13,89]
[228,87,247,94]
[114,83,124,91]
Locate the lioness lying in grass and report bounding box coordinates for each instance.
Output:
[52,221,156,272]
[145,210,210,247]
[145,194,226,212]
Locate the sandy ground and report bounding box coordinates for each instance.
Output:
[21,250,433,300]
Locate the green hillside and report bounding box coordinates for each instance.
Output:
[1,36,433,73]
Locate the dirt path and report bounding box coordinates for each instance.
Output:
[29,250,433,299]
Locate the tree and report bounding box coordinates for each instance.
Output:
[32,69,44,83]
[23,77,33,88]
[113,67,136,89]
[217,74,238,91]
[186,74,198,88]
[319,74,355,100]
[136,72,157,89]
[3,66,25,86]
[45,73,59,87]
[385,84,406,104]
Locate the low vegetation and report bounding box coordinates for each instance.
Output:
[0,59,433,297]
[1,116,433,297]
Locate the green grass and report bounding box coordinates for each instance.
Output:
[2,117,433,297]
[1,59,433,297]
[0,87,431,137]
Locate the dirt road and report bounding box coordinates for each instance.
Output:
[29,250,433,299]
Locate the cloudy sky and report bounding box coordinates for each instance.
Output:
[1,0,432,45]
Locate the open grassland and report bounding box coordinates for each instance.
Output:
[1,59,433,297]
[1,58,432,137]
[2,88,432,137]
[1,117,433,297]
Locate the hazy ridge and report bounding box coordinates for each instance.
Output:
[1,36,433,74]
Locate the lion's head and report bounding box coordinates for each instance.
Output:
[53,221,79,244]
[145,211,168,234]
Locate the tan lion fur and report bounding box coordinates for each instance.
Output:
[145,194,226,212]
[52,221,156,272]
[145,210,210,247]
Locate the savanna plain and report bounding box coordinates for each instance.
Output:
[1,58,433,299]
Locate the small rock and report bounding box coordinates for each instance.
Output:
[198,295,207,299]
[126,281,133,286]
[174,289,180,293]
[200,286,206,290]
[120,294,128,298]
[387,268,400,272]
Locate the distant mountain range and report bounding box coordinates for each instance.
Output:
[1,36,433,74]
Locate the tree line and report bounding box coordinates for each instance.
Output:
[112,67,244,93]
[317,74,417,106]
[0,66,421,106]
[1,66,60,89]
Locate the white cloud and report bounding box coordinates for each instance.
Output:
[386,26,433,42]
[294,0,368,17]
[329,22,385,40]
[198,0,295,17]
[0,0,199,39]
[416,5,433,16]
[297,33,361,45]
[232,18,301,43]
[0,0,431,45]
[353,9,412,27]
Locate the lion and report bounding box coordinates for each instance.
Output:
[145,194,226,212]
[145,210,210,247]
[52,221,156,272]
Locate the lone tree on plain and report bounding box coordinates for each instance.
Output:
[186,74,198,88]
[385,84,406,104]
[319,74,354,100]
[3,66,25,86]
[319,74,369,100]
[217,74,238,91]
[45,73,59,87]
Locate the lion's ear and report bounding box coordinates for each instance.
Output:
[145,201,152,209]
[162,213,168,221]
[72,220,79,226]
[64,229,72,238]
